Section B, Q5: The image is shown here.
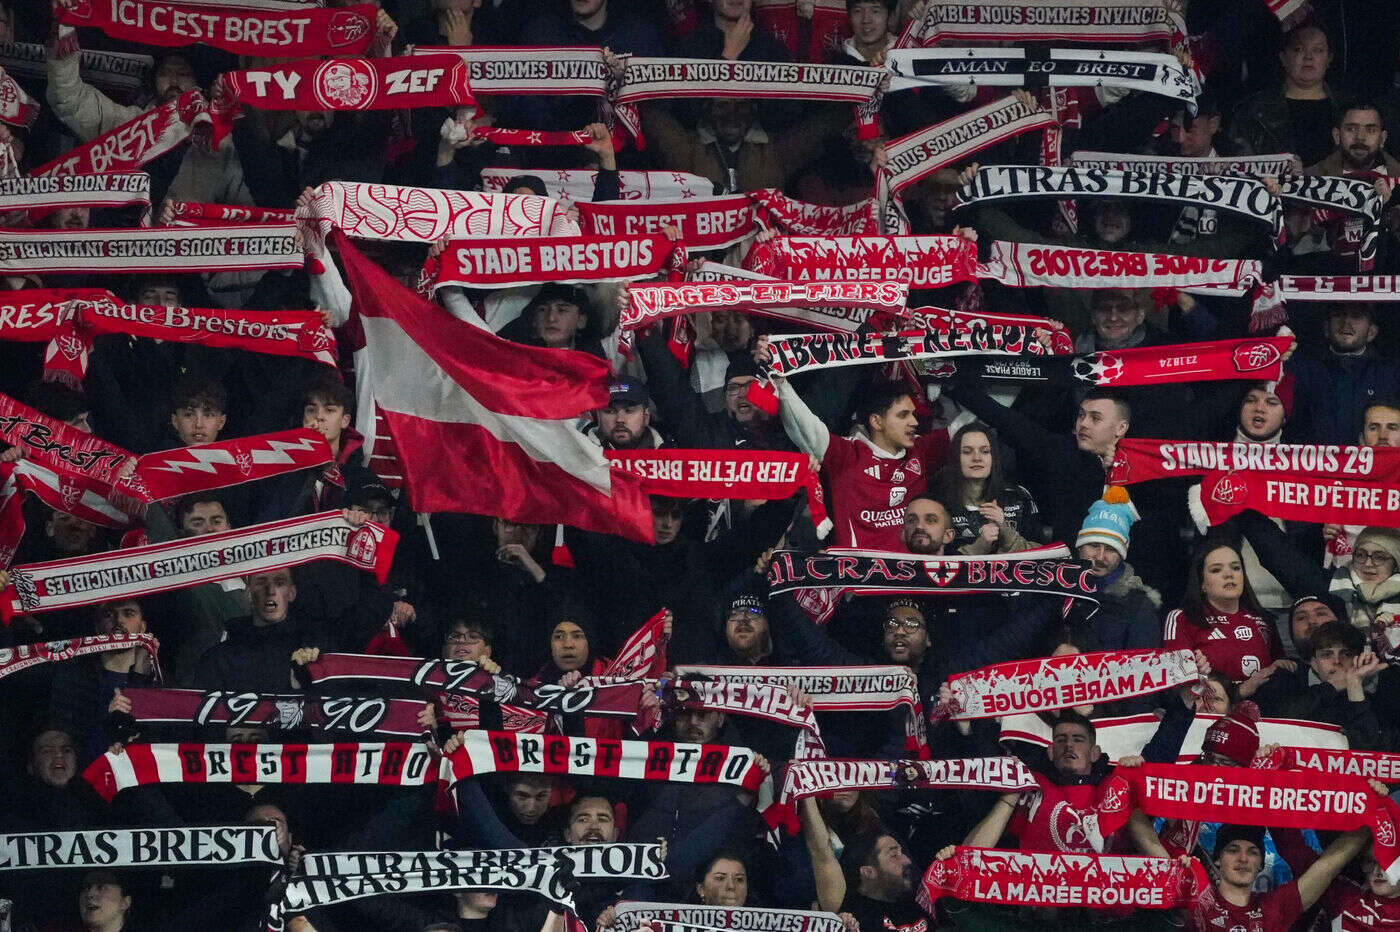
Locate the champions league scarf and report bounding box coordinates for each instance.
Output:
[440,730,766,792]
[781,756,1037,805]
[980,240,1260,291]
[919,848,1208,911]
[300,181,577,245]
[122,688,429,738]
[84,741,437,802]
[0,224,300,274]
[165,201,295,226]
[0,633,157,681]
[935,648,1198,722]
[612,902,844,932]
[575,195,755,251]
[302,653,645,719]
[0,40,152,99]
[1198,469,1400,528]
[622,281,907,331]
[2,511,397,620]
[744,235,978,288]
[482,167,713,203]
[0,825,280,869]
[762,323,1056,378]
[884,94,1056,194]
[886,48,1196,103]
[897,0,1185,48]
[1071,150,1297,176]
[0,173,149,217]
[30,89,207,177]
[956,166,1281,237]
[210,54,475,144]
[59,0,377,57]
[962,336,1291,388]
[1109,438,1400,484]
[1095,763,1400,881]
[425,233,679,290]
[0,66,38,128]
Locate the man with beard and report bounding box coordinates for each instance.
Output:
[591,381,663,450]
[815,829,925,932]
[1307,103,1400,268]
[1288,306,1400,446]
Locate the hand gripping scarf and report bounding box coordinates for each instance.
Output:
[299,180,578,244]
[59,0,377,57]
[301,653,645,719]
[919,847,1209,911]
[956,165,1281,237]
[209,54,475,144]
[883,94,1057,194]
[29,89,208,177]
[0,633,158,682]
[1094,762,1400,881]
[3,511,397,620]
[481,167,712,203]
[761,322,1062,378]
[1071,150,1297,176]
[960,335,1291,388]
[440,730,766,792]
[896,0,1185,48]
[424,233,680,290]
[164,201,295,226]
[980,240,1260,292]
[1279,172,1384,266]
[886,48,1196,104]
[1,39,152,99]
[0,460,134,567]
[0,825,280,869]
[623,281,907,332]
[613,901,845,932]
[743,235,978,288]
[0,224,300,275]
[84,741,437,802]
[935,648,1199,722]
[575,195,756,252]
[122,688,430,738]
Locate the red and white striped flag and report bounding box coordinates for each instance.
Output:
[333,231,652,541]
[603,609,669,680]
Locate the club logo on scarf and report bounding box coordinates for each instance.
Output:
[297,325,333,353]
[1099,781,1130,814]
[346,527,379,568]
[58,481,80,511]
[1378,817,1396,848]
[314,60,375,110]
[44,639,76,662]
[230,444,253,478]
[57,333,84,361]
[274,698,304,729]
[924,561,958,586]
[1232,341,1282,372]
[1210,473,1248,506]
[1109,448,1131,481]
[327,11,373,47]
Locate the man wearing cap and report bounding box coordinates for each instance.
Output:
[721,593,773,664]
[1068,493,1162,653]
[1287,304,1400,446]
[591,380,664,450]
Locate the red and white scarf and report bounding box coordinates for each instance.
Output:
[164,201,295,226]
[1276,746,1400,783]
[576,195,754,251]
[896,0,1185,47]
[1265,0,1309,26]
[411,44,607,95]
[30,89,208,177]
[669,679,821,739]
[1109,438,1400,484]
[0,632,157,681]
[751,0,849,61]
[0,65,39,128]
[440,730,766,791]
[0,288,113,342]
[424,233,680,290]
[58,0,378,57]
[1096,762,1400,881]
[0,172,149,217]
[0,224,300,274]
[600,609,670,682]
[686,260,907,334]
[1199,470,1400,528]
[0,459,135,566]
[937,648,1198,722]
[300,180,577,244]
[980,240,1260,291]
[122,687,429,738]
[3,511,397,620]
[919,847,1208,911]
[748,188,892,236]
[84,741,437,802]
[623,281,906,331]
[1262,275,1400,302]
[762,324,1055,378]
[884,95,1056,194]
[612,901,844,932]
[744,235,978,288]
[886,48,1195,103]
[210,54,475,144]
[481,167,712,203]
[1070,150,1296,176]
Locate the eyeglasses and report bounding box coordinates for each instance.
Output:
[1354,549,1395,566]
[724,381,755,397]
[445,632,485,645]
[884,617,925,631]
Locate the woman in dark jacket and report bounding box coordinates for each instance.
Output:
[932,422,1041,554]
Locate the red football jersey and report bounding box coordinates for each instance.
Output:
[1162,608,1282,684]
[1186,881,1303,932]
[821,431,947,550]
[1008,774,1113,855]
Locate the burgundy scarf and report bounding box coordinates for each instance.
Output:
[122,688,428,738]
[0,633,158,681]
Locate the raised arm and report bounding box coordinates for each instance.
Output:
[1295,827,1370,911]
[962,792,1020,847]
[798,796,846,913]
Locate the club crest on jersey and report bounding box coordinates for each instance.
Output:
[889,486,907,507]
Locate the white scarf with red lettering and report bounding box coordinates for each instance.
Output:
[29,90,208,177]
[0,632,158,681]
[980,240,1260,291]
[481,167,712,203]
[0,224,300,274]
[299,181,578,245]
[623,281,907,331]
[885,95,1056,194]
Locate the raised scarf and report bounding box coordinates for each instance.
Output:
[165,201,295,226]
[980,240,1260,291]
[1070,150,1296,176]
[0,224,300,274]
[0,825,280,869]
[3,511,397,620]
[896,0,1185,47]
[1096,762,1400,881]
[622,281,907,331]
[1280,173,1383,266]
[0,460,131,566]
[762,324,1056,378]
[84,741,437,802]
[613,902,844,932]
[884,94,1057,194]
[605,449,827,530]
[440,730,766,792]
[0,288,113,342]
[0,632,158,681]
[122,688,429,738]
[886,48,1195,103]
[919,847,1208,910]
[425,233,680,289]
[1110,438,1400,482]
[481,166,712,202]
[1197,471,1400,527]
[956,165,1281,237]
[302,653,645,719]
[599,609,670,682]
[682,261,908,335]
[29,89,208,177]
[210,54,475,144]
[59,0,377,57]
[1264,275,1400,301]
[749,187,899,236]
[1,40,151,99]
[781,756,1037,804]
[575,195,755,251]
[412,45,607,95]
[963,336,1290,388]
[300,180,577,244]
[936,648,1198,722]
[1274,746,1400,783]
[668,680,821,740]
[0,65,39,128]
[0,173,149,217]
[751,0,849,61]
[743,234,978,288]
